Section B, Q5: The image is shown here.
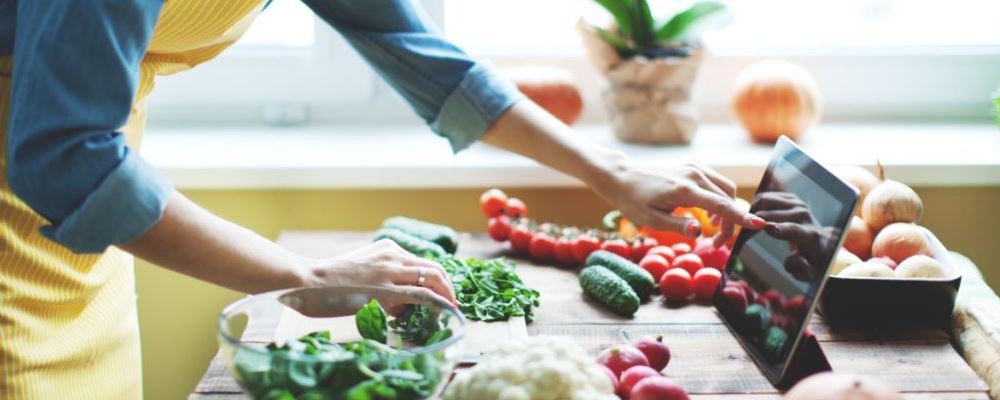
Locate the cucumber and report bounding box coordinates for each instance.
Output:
[585,250,657,299]
[373,228,447,259]
[381,216,458,254]
[579,266,640,317]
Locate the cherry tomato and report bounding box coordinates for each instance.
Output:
[486,215,512,242]
[670,242,692,256]
[554,237,576,267]
[692,268,722,302]
[671,253,704,276]
[639,254,671,282]
[601,239,632,259]
[509,225,533,254]
[480,189,507,218]
[528,232,556,262]
[505,198,527,218]
[646,246,677,263]
[631,237,659,262]
[659,268,693,303]
[571,235,601,264]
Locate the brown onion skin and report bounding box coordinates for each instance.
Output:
[862,180,923,233]
[831,165,881,217]
[871,223,931,265]
[844,216,874,260]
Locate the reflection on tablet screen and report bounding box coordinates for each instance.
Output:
[715,138,857,382]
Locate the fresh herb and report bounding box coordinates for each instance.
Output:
[441,257,541,323]
[388,305,453,346]
[356,299,388,344]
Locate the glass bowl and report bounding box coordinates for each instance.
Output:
[218,285,465,400]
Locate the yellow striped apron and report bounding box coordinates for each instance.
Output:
[1,0,266,397]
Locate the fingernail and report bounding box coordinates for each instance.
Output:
[751,216,767,228]
[686,222,700,237]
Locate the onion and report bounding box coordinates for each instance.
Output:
[843,216,874,259]
[862,180,923,233]
[731,60,821,143]
[831,165,882,217]
[895,255,948,279]
[784,372,902,400]
[871,223,931,264]
[839,262,895,278]
[830,249,863,276]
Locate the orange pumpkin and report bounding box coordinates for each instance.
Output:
[731,60,821,143]
[505,66,584,126]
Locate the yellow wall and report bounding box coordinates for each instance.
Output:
[139,187,1000,400]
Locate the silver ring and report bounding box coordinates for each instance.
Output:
[415,268,427,287]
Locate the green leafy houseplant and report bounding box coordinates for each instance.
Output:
[591,0,730,59]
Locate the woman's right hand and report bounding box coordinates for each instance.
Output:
[307,239,457,307]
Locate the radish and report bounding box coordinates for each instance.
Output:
[633,335,671,371]
[618,366,659,399]
[596,345,649,377]
[631,376,689,400]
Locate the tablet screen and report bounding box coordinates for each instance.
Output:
[714,137,858,382]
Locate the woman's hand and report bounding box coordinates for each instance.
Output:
[307,239,457,306]
[601,162,766,248]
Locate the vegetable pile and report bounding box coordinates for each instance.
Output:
[376,215,540,323]
[232,299,452,400]
[596,335,690,400]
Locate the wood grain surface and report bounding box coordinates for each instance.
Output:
[190,231,989,399]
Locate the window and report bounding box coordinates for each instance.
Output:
[236,0,315,48]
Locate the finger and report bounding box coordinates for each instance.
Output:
[684,166,730,200]
[755,208,812,224]
[713,220,735,248]
[390,266,457,305]
[685,186,765,229]
[646,209,701,238]
[764,222,805,241]
[691,163,737,199]
[784,254,813,282]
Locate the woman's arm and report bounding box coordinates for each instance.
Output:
[120,191,456,303]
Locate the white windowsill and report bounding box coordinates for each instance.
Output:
[142,123,1000,189]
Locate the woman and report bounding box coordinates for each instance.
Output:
[0,0,763,397]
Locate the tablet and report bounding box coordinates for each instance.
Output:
[714,136,858,385]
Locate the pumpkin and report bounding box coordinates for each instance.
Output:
[504,66,584,125]
[731,60,821,143]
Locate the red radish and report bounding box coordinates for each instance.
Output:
[693,237,731,270]
[639,255,671,281]
[721,286,748,314]
[633,335,671,371]
[692,268,722,302]
[785,294,809,318]
[659,268,693,303]
[601,239,632,260]
[631,237,659,262]
[630,376,689,400]
[528,232,556,261]
[504,197,528,218]
[572,234,601,264]
[486,216,512,242]
[553,236,576,267]
[509,225,533,254]
[596,345,650,377]
[480,189,507,218]
[671,253,704,276]
[647,246,677,263]
[600,365,619,390]
[762,289,786,311]
[618,366,660,398]
[868,256,898,270]
[670,243,692,256]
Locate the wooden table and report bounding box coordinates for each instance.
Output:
[190,231,990,399]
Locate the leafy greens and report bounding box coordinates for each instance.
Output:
[440,257,541,323]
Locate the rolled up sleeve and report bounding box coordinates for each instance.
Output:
[301,0,524,152]
[7,0,169,253]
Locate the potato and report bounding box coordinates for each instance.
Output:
[838,262,894,278]
[895,255,948,279]
[829,249,863,276]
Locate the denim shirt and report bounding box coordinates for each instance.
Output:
[0,0,523,253]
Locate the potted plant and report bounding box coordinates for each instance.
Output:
[578,0,731,144]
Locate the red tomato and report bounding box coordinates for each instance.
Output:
[553,237,576,267]
[509,225,533,254]
[631,237,659,262]
[571,235,601,264]
[639,254,671,282]
[601,239,632,259]
[486,215,511,242]
[504,198,527,218]
[480,189,508,218]
[692,268,722,302]
[671,253,704,276]
[528,232,556,262]
[646,246,677,263]
[670,242,692,256]
[659,269,693,303]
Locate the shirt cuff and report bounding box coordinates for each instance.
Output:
[430,61,524,153]
[40,152,172,253]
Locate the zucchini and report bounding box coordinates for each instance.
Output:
[585,250,657,299]
[373,228,447,259]
[579,266,640,317]
[381,216,458,254]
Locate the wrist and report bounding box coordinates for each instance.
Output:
[293,256,327,288]
[584,146,631,203]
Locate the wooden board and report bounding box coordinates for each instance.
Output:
[190,231,990,399]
